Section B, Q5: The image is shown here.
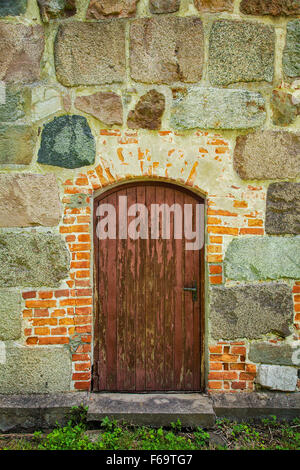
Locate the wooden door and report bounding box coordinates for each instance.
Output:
[93,182,204,392]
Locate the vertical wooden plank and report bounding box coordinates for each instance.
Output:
[154,186,165,390]
[183,194,194,390]
[200,219,205,392]
[192,199,201,390]
[174,191,185,391]
[164,187,175,390]
[116,189,127,390]
[136,185,147,391]
[145,185,156,390]
[106,192,117,390]
[125,186,137,391]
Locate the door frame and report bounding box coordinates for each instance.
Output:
[92,179,207,392]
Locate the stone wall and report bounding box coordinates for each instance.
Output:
[0,0,299,395]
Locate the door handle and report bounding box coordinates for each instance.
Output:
[183,281,198,302]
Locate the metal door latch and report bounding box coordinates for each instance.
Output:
[183,281,198,302]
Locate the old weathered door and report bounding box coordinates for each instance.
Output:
[93,182,204,392]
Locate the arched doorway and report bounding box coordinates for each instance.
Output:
[93,181,205,392]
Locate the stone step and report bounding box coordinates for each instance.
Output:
[87,393,215,428]
[1,392,300,433]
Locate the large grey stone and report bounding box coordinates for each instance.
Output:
[212,392,300,422]
[38,115,96,169]
[0,24,44,83]
[37,0,76,22]
[224,237,300,281]
[234,131,300,180]
[0,346,72,394]
[240,0,300,16]
[0,233,70,288]
[283,20,300,78]
[210,283,294,340]
[55,22,126,86]
[256,365,297,392]
[249,342,300,366]
[271,89,300,126]
[266,182,300,235]
[87,0,139,18]
[0,125,37,165]
[0,0,27,16]
[0,393,89,432]
[208,20,275,86]
[0,174,61,228]
[0,87,30,123]
[130,17,204,84]
[170,87,266,130]
[0,291,21,341]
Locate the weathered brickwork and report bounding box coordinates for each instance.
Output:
[294,282,300,337]
[0,0,299,396]
[208,342,256,393]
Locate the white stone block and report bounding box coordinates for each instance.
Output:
[0,81,6,105]
[257,365,298,392]
[32,86,62,121]
[0,342,6,364]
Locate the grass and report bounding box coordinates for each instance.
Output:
[0,407,299,451]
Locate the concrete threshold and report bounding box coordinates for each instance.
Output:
[87,393,215,428]
[0,392,299,433]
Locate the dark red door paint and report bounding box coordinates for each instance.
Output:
[93,182,205,392]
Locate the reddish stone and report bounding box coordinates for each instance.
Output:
[0,24,44,83]
[87,0,139,18]
[127,90,165,130]
[194,0,234,13]
[75,92,123,126]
